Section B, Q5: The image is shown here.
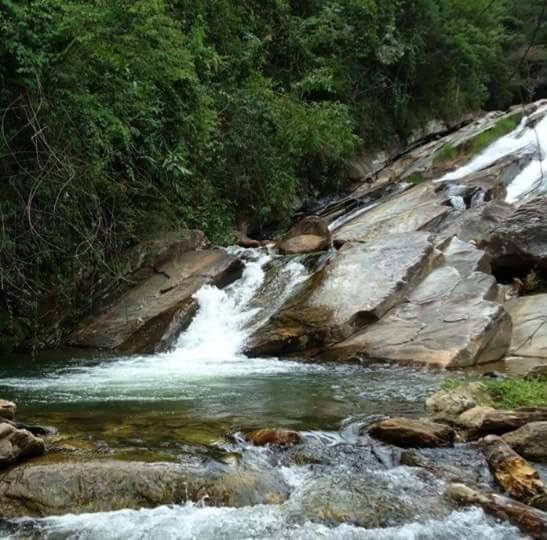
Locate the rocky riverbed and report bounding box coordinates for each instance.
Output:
[1,100,547,538]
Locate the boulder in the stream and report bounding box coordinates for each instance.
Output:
[245,429,302,447]
[367,418,455,448]
[0,460,290,518]
[440,236,491,278]
[0,423,45,468]
[457,406,547,437]
[446,483,547,539]
[246,232,438,357]
[325,266,511,368]
[480,435,547,509]
[277,216,331,255]
[503,422,547,463]
[0,400,16,421]
[425,382,489,418]
[69,248,244,353]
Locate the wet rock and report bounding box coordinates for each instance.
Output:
[508,294,547,362]
[245,429,302,447]
[503,422,547,463]
[480,435,547,509]
[440,236,491,278]
[0,399,16,420]
[247,232,437,356]
[425,382,489,417]
[482,197,547,281]
[446,483,547,539]
[0,424,45,468]
[278,235,330,255]
[326,267,511,368]
[69,249,244,353]
[333,182,450,244]
[457,406,547,436]
[368,418,455,448]
[0,460,290,518]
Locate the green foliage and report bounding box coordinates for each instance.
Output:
[0,0,540,348]
[484,378,547,409]
[434,144,459,165]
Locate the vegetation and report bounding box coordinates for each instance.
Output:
[442,377,547,409]
[1,0,546,349]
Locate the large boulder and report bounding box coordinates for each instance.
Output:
[325,267,511,368]
[69,249,243,353]
[0,460,290,518]
[333,182,450,244]
[246,232,438,356]
[481,197,547,280]
[507,294,547,362]
[0,423,45,468]
[367,418,455,448]
[277,216,331,255]
[440,236,491,278]
[503,422,547,463]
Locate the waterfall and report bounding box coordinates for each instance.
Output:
[437,108,547,203]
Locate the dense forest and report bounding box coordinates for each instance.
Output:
[1,0,546,350]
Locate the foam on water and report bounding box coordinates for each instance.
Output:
[4,505,524,540]
[438,107,547,203]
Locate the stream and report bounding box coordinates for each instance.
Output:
[0,249,528,539]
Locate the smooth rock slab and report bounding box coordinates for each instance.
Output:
[0,424,45,468]
[368,418,455,448]
[246,232,437,356]
[441,236,491,278]
[70,249,243,353]
[326,267,511,368]
[503,422,547,463]
[0,460,289,518]
[508,294,547,361]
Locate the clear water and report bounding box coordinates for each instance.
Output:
[0,251,525,539]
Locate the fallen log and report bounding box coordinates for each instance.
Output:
[446,483,547,540]
[481,435,547,510]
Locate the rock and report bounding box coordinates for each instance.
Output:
[277,216,331,255]
[0,400,16,420]
[69,249,244,353]
[245,429,302,447]
[425,382,489,417]
[326,267,511,368]
[0,417,56,437]
[246,232,438,357]
[440,236,491,278]
[0,460,290,518]
[508,294,547,361]
[278,235,330,255]
[367,418,455,448]
[527,364,547,380]
[0,424,45,468]
[482,197,547,280]
[503,422,547,463]
[480,435,547,509]
[333,182,450,244]
[446,483,547,539]
[457,406,547,436]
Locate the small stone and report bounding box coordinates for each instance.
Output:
[0,423,45,468]
[245,429,302,447]
[425,382,488,417]
[0,399,16,420]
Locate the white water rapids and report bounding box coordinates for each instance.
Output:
[439,106,547,203]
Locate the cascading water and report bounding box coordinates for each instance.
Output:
[438,107,547,203]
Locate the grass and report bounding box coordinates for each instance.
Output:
[441,377,547,409]
[405,173,427,185]
[434,114,521,166]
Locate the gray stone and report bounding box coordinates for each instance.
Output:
[0,399,16,421]
[508,294,547,360]
[246,232,438,356]
[425,382,489,417]
[441,236,491,278]
[503,422,547,463]
[325,267,511,368]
